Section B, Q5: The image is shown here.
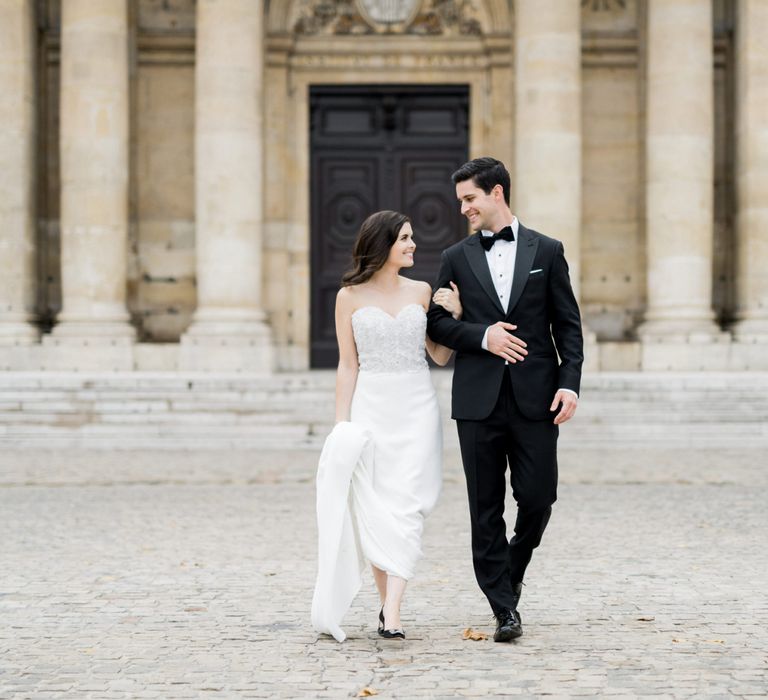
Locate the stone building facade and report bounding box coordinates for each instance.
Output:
[0,0,766,372]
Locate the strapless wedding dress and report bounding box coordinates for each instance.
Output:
[349,303,443,577]
[311,303,442,641]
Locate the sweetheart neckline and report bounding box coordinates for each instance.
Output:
[351,303,425,321]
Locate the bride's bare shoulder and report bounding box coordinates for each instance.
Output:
[402,278,432,305]
[337,283,371,310]
[400,277,430,292]
[336,285,357,308]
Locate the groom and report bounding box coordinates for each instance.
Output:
[427,157,584,642]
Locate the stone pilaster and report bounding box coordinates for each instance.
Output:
[515,0,582,295]
[732,0,768,342]
[639,0,722,342]
[514,0,596,368]
[180,0,273,372]
[0,0,38,345]
[48,0,135,368]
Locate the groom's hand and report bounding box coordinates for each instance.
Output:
[550,390,578,425]
[486,322,528,363]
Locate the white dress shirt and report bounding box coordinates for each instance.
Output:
[478,218,577,399]
[480,217,519,349]
[483,219,518,314]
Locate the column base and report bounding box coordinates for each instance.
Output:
[731,318,768,343]
[179,318,274,373]
[42,319,136,370]
[639,331,732,371]
[0,320,40,346]
[598,341,642,371]
[582,325,599,373]
[729,340,768,370]
[638,307,729,372]
[40,337,135,371]
[51,319,136,340]
[637,316,725,343]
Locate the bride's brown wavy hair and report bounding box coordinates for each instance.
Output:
[341,210,410,287]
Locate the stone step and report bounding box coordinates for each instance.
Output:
[0,397,763,420]
[0,410,763,427]
[1,370,767,390]
[1,428,765,451]
[0,417,763,436]
[1,388,765,400]
[2,377,767,394]
[1,371,767,449]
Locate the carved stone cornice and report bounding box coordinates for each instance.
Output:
[288,49,490,70]
[292,0,482,37]
[581,0,627,9]
[136,34,195,66]
[581,34,638,68]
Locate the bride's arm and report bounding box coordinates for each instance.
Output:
[424,282,461,366]
[335,287,359,423]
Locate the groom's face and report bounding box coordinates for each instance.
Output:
[456,180,503,233]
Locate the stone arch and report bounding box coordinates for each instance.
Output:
[266,0,512,36]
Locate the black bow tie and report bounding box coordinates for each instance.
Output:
[480,226,515,251]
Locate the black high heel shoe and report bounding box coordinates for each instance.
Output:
[380,627,406,640]
[378,607,405,639]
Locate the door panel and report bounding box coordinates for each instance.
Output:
[310,85,469,368]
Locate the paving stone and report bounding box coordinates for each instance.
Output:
[0,447,766,698]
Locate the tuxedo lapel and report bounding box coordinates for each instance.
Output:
[506,224,539,317]
[463,235,506,315]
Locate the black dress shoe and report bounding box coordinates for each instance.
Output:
[494,608,523,642]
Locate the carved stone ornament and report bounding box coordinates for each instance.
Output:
[357,0,421,25]
[581,0,627,10]
[292,0,482,36]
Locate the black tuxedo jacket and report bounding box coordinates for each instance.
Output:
[427,223,584,421]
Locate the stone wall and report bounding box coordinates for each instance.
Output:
[1,0,765,371]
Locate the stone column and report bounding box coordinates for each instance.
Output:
[515,1,596,366]
[0,0,38,345]
[639,0,721,340]
[733,0,768,341]
[180,0,273,372]
[51,0,135,353]
[515,0,582,297]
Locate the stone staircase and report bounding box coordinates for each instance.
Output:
[0,371,767,449]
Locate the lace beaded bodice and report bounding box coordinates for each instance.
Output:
[351,304,429,373]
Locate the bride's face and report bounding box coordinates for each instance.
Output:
[387,222,416,268]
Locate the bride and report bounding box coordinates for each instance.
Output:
[312,210,461,641]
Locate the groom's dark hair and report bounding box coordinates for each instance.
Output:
[451,157,511,205]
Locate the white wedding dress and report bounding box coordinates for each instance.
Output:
[311,303,442,641]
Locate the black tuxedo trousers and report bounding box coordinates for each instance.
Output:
[457,370,558,612]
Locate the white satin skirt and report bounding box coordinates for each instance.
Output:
[350,368,442,580]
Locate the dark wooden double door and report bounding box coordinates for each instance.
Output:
[310,85,469,367]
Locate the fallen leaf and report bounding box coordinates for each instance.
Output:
[358,688,378,697]
[462,627,488,641]
[705,639,725,644]
[637,616,655,622]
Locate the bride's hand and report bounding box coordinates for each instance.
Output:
[433,281,462,319]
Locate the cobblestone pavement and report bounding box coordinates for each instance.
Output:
[1,447,767,699]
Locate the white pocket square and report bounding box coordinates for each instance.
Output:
[529,269,543,275]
